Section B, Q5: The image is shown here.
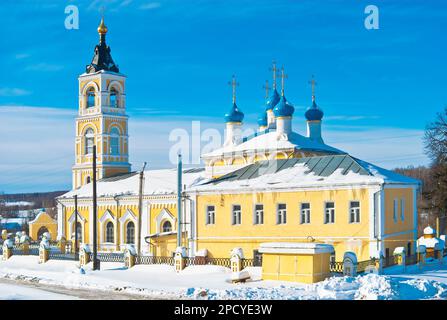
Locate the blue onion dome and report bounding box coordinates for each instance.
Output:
[265,89,281,111]
[224,102,244,123]
[273,95,294,117]
[305,99,324,121]
[257,111,268,127]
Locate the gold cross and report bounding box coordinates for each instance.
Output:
[263,80,270,100]
[100,5,106,19]
[308,75,317,100]
[279,66,288,96]
[269,60,278,90]
[228,75,239,104]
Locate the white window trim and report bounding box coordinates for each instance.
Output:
[277,203,287,225]
[253,204,264,225]
[205,205,215,225]
[324,201,335,224]
[349,201,361,224]
[300,203,311,224]
[232,204,242,225]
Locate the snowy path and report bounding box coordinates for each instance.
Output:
[0,256,446,300]
[0,279,79,300]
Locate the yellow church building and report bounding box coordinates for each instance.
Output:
[56,18,420,263]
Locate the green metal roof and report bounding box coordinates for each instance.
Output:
[208,155,371,185]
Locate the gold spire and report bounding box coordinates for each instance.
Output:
[228,75,239,104]
[97,8,108,35]
[309,75,317,101]
[263,80,270,100]
[270,60,278,90]
[279,66,288,96]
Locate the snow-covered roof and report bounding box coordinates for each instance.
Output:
[259,242,335,254]
[424,226,435,235]
[202,130,344,158]
[191,155,420,193]
[59,168,208,199]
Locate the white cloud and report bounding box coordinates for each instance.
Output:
[139,2,161,10]
[0,105,429,193]
[25,63,64,72]
[0,88,32,97]
[15,53,30,60]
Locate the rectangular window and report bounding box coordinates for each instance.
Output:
[349,201,360,223]
[254,204,264,225]
[393,199,398,222]
[324,202,335,224]
[300,203,311,224]
[206,205,215,225]
[232,205,241,225]
[277,204,287,224]
[400,198,405,221]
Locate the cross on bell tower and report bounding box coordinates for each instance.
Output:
[309,75,317,101]
[228,75,239,104]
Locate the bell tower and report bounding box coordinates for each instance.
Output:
[72,17,131,189]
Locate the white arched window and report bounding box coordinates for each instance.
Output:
[85,128,94,154]
[126,221,135,244]
[87,87,95,108]
[162,221,172,233]
[110,88,119,107]
[106,221,114,243]
[110,127,120,155]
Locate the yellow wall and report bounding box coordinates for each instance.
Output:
[261,252,332,283]
[196,189,372,260]
[29,212,57,241]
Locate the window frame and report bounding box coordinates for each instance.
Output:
[206,205,215,225]
[162,220,172,233]
[324,201,335,224]
[86,88,95,108]
[109,127,120,155]
[300,202,311,224]
[105,221,114,243]
[85,128,95,155]
[277,203,287,225]
[126,221,135,244]
[253,204,264,225]
[232,204,242,225]
[349,201,361,224]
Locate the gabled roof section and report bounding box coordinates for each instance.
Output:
[195,154,420,191]
[208,155,370,184]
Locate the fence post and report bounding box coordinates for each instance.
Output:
[174,247,187,273]
[20,232,31,255]
[417,245,426,269]
[79,244,91,266]
[343,252,357,276]
[39,238,50,264]
[58,236,67,254]
[230,248,243,273]
[124,245,136,269]
[2,236,13,260]
[393,247,406,272]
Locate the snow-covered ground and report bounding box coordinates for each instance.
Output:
[0,282,79,300]
[0,256,446,300]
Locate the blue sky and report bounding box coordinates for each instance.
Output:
[0,0,446,193]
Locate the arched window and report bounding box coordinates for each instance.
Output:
[109,127,120,155]
[86,176,91,184]
[126,221,135,244]
[37,227,49,240]
[87,87,95,108]
[110,88,119,107]
[162,221,172,233]
[106,221,114,243]
[85,128,94,154]
[75,222,83,242]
